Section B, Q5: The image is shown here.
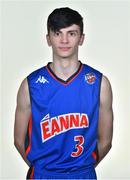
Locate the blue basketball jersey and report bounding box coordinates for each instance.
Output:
[26,61,102,179]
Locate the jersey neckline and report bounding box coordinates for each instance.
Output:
[46,61,83,86]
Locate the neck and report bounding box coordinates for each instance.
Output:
[50,58,80,81]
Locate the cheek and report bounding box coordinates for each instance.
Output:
[51,42,60,52]
[51,39,59,47]
[72,39,81,48]
[72,37,81,44]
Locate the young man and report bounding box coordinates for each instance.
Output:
[14,7,113,179]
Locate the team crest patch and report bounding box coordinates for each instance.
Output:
[85,73,96,84]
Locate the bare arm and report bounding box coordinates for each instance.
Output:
[95,75,113,166]
[14,78,31,167]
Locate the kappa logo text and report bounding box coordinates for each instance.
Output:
[35,75,49,84]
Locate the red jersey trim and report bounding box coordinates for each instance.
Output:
[30,166,34,179]
[92,151,97,161]
[46,62,83,86]
[25,115,32,156]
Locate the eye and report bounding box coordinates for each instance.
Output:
[54,31,60,36]
[69,32,76,36]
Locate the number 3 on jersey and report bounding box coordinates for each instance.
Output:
[71,135,84,157]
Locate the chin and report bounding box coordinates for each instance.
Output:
[58,53,74,59]
[59,55,72,59]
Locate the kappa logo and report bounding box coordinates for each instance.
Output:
[85,73,96,84]
[35,75,49,84]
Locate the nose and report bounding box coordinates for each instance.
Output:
[60,34,69,44]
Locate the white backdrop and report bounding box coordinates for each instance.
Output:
[1,0,130,179]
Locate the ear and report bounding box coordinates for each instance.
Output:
[46,34,52,46]
[79,34,85,46]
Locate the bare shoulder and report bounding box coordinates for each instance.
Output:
[18,78,28,93]
[100,75,113,106]
[101,75,112,91]
[17,78,30,108]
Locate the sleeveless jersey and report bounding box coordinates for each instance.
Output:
[25,61,102,177]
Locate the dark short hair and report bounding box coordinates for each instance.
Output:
[47,7,83,35]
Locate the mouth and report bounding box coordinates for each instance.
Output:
[59,47,71,51]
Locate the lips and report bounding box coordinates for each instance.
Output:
[59,47,71,51]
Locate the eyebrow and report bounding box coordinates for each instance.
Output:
[68,30,79,33]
